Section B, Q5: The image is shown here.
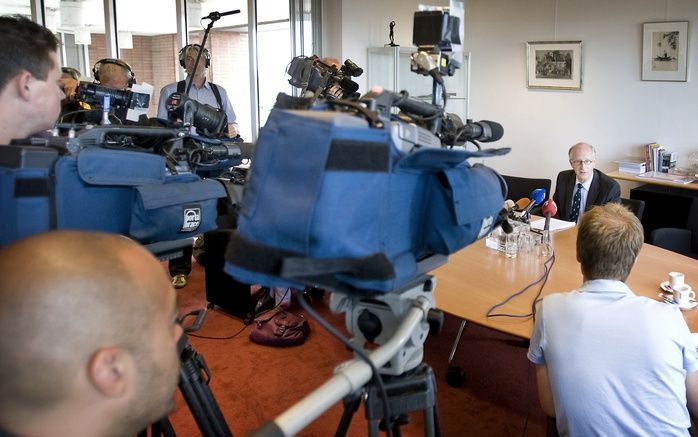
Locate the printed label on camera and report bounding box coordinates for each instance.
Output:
[182,206,201,232]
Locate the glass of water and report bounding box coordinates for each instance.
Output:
[505,227,520,258]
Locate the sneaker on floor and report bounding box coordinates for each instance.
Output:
[171,274,188,289]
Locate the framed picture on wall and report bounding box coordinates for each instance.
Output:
[526,41,582,90]
[642,21,689,81]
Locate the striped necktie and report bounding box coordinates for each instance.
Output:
[570,183,583,222]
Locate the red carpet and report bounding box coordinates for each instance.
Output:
[169,260,548,436]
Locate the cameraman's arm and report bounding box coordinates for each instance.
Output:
[325,84,343,100]
[59,77,78,99]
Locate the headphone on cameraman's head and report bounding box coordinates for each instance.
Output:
[178,44,211,68]
[92,58,135,87]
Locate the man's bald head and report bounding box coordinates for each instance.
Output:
[0,231,173,418]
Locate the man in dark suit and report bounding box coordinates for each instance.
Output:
[553,142,621,222]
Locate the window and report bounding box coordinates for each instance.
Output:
[22,0,319,139]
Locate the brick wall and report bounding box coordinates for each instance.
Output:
[85,31,251,131]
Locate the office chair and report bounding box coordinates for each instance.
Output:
[501,174,552,201]
[620,197,645,221]
[648,197,698,258]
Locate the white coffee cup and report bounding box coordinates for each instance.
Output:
[669,272,685,289]
[673,284,695,307]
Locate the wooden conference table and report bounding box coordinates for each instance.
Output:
[432,225,698,339]
[607,170,698,191]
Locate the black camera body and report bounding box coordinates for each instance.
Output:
[75,81,150,109]
[412,10,461,52]
[165,92,227,138]
[286,55,363,100]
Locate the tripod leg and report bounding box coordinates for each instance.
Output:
[178,339,233,437]
[138,418,177,437]
[335,391,363,437]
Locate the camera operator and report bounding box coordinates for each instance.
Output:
[320,57,345,100]
[157,43,240,288]
[0,231,183,437]
[59,66,81,100]
[0,15,64,146]
[157,44,239,138]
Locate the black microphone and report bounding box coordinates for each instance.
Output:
[203,9,241,21]
[366,86,442,117]
[459,120,504,143]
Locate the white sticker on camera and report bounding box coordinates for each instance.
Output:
[182,207,201,232]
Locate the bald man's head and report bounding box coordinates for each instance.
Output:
[0,231,180,433]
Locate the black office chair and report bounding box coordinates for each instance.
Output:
[620,197,645,221]
[648,197,698,258]
[501,174,552,201]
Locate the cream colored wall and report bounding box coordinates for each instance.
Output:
[328,0,698,197]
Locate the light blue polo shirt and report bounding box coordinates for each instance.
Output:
[528,279,698,437]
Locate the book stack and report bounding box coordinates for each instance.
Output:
[644,143,663,172]
[615,158,646,174]
[643,143,677,173]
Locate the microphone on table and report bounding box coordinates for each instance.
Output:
[520,188,547,222]
[541,199,558,231]
[514,198,531,212]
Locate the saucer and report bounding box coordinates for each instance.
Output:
[679,300,698,311]
[660,281,673,293]
[660,281,693,293]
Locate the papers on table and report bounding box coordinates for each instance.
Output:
[530,217,576,232]
[636,171,696,185]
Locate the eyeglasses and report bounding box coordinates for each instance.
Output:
[570,159,594,167]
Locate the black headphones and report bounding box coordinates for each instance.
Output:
[178,44,211,68]
[92,58,135,87]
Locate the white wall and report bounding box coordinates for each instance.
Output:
[328,0,698,196]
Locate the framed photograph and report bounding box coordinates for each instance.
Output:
[526,41,582,90]
[642,21,689,81]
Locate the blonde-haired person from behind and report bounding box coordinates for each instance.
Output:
[528,203,698,436]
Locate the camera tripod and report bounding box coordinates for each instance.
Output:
[139,309,233,437]
[249,275,443,437]
[335,362,440,437]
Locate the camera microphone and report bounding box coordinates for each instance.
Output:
[366,86,442,118]
[203,142,254,160]
[459,120,504,143]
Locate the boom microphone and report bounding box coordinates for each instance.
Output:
[541,199,558,231]
[203,9,241,21]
